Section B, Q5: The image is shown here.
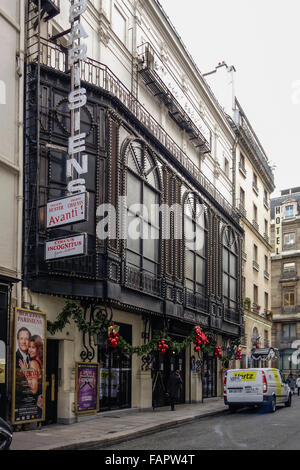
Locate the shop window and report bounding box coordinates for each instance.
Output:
[98,323,132,411]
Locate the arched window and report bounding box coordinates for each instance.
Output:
[184,194,207,295]
[125,140,160,276]
[222,227,238,311]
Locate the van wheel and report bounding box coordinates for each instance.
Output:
[285,393,292,407]
[270,396,276,413]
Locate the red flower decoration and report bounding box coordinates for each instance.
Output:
[194,326,209,352]
[158,339,169,354]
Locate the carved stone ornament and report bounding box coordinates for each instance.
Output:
[98,23,110,46]
[214,162,221,179]
[160,42,169,63]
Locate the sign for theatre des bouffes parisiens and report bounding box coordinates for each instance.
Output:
[45,0,90,262]
[12,308,47,424]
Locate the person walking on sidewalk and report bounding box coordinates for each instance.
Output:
[287,373,296,395]
[296,376,300,396]
[168,370,182,411]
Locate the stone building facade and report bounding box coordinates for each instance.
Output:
[230,99,275,368]
[18,0,244,425]
[0,0,270,425]
[271,188,300,377]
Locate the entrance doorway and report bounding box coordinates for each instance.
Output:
[98,323,132,411]
[152,347,185,408]
[202,355,217,398]
[44,340,59,425]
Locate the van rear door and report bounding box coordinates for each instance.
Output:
[226,370,263,403]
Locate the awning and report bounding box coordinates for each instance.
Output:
[251,347,278,361]
[0,274,21,285]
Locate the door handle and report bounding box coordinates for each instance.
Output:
[51,374,55,402]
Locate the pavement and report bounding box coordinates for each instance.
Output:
[10,397,227,450]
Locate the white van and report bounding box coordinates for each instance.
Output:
[224,368,292,412]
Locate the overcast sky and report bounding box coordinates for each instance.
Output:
[158,0,300,197]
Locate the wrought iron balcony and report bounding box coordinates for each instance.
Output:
[235,99,274,184]
[252,220,259,232]
[263,232,269,243]
[252,182,259,195]
[28,38,238,222]
[280,270,298,281]
[125,266,161,297]
[238,162,247,177]
[185,288,208,312]
[263,198,270,210]
[252,260,259,271]
[281,305,297,314]
[264,270,270,280]
[31,0,60,21]
[224,307,240,325]
[137,42,211,153]
[236,200,247,218]
[252,303,261,314]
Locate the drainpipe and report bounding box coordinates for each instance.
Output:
[17,0,25,309]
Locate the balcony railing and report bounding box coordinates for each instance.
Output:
[252,260,259,271]
[185,289,209,312]
[29,38,238,222]
[252,303,261,314]
[31,0,61,21]
[239,162,247,177]
[281,305,297,314]
[263,232,269,243]
[236,99,274,184]
[137,42,211,153]
[252,220,259,232]
[264,270,270,280]
[252,182,259,195]
[263,198,270,210]
[236,200,247,218]
[280,270,298,280]
[126,266,161,297]
[224,308,240,325]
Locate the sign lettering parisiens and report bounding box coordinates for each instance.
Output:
[45,1,89,261]
[67,0,89,194]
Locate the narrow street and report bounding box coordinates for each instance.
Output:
[101,395,300,450]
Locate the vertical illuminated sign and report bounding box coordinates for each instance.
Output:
[67,0,89,194]
[275,206,282,255]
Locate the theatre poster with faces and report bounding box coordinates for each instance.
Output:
[12,308,47,424]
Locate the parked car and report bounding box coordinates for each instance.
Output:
[224,368,292,413]
[0,418,12,450]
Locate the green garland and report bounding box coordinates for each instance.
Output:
[47,300,211,357]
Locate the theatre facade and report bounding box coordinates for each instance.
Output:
[18,0,244,424]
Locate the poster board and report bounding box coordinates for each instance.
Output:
[12,308,47,425]
[75,362,100,415]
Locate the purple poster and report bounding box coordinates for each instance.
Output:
[76,362,99,415]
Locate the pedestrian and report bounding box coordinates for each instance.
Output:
[296,376,300,396]
[167,370,182,411]
[287,373,296,395]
